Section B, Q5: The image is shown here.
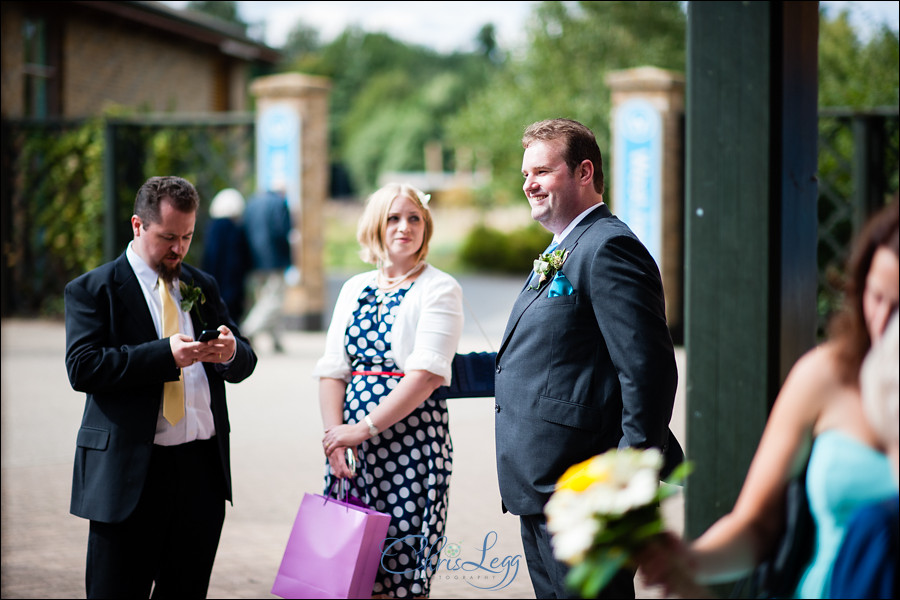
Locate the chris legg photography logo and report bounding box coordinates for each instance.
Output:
[380,531,520,590]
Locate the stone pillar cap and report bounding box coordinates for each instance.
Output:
[251,73,332,97]
[605,66,685,91]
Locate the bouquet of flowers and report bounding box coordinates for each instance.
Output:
[544,447,690,598]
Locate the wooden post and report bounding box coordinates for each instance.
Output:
[684,0,818,561]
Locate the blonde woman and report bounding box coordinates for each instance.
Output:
[315,183,464,598]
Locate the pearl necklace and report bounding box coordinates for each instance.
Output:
[377,261,425,291]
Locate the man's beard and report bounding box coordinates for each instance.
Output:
[156,257,182,282]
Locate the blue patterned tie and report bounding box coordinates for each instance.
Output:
[526,240,559,289]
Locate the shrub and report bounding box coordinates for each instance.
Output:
[460,222,551,273]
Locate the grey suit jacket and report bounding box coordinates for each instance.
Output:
[494,204,678,515]
[65,253,257,523]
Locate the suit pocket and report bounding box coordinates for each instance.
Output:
[538,395,602,431]
[76,426,110,450]
[540,292,577,306]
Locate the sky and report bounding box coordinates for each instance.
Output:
[160,1,900,52]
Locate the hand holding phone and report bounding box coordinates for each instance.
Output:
[198,329,220,342]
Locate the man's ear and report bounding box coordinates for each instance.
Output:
[578,160,594,186]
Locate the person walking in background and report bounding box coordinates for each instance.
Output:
[637,200,899,599]
[316,183,464,597]
[64,175,258,598]
[241,188,292,353]
[493,118,680,599]
[202,188,253,322]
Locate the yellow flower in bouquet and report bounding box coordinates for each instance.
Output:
[544,448,690,598]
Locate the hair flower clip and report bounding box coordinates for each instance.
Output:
[414,188,431,206]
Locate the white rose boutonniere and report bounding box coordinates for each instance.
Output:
[530,247,569,290]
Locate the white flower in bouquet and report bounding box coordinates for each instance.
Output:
[545,447,690,598]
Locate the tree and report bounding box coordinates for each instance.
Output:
[447,1,686,205]
[476,24,503,65]
[818,8,899,107]
[185,1,247,30]
[280,20,320,66]
[295,27,499,194]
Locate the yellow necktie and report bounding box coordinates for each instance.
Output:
[159,278,185,425]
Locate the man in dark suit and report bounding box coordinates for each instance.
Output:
[65,175,257,598]
[494,119,679,598]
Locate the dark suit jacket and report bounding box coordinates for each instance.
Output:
[202,217,253,321]
[495,204,679,515]
[65,253,257,523]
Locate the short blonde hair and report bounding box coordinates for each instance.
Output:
[357,183,433,267]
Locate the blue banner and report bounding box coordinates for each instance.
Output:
[256,103,301,209]
[613,99,663,266]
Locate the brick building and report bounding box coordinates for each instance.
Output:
[1,0,281,119]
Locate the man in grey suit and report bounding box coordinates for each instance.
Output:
[494,118,679,598]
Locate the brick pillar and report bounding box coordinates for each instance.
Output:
[606,66,685,341]
[250,73,331,330]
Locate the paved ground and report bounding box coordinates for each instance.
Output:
[0,274,685,599]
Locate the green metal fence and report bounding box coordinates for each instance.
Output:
[1,113,255,316]
[1,109,898,319]
[816,108,899,337]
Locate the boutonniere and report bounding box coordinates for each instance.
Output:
[179,280,207,326]
[530,247,569,290]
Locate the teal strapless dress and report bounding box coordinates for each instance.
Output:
[794,429,895,599]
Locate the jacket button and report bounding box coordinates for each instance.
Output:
[495,365,501,374]
[495,403,501,413]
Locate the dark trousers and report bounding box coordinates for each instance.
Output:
[520,514,635,599]
[86,438,226,599]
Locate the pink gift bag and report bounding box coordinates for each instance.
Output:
[271,491,391,599]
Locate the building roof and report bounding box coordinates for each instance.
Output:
[74,0,282,63]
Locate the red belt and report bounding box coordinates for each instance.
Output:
[351,370,405,377]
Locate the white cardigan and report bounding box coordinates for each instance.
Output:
[312,264,464,386]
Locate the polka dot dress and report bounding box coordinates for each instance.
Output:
[323,282,452,598]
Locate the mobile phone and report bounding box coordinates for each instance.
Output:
[198,329,219,342]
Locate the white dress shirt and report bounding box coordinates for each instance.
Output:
[554,203,604,245]
[126,242,216,445]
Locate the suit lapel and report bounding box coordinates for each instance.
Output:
[498,204,613,357]
[561,203,611,250]
[180,267,211,336]
[113,254,158,340]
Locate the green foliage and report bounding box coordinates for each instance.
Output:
[819,9,900,107]
[185,1,246,29]
[293,27,501,194]
[281,21,321,65]
[447,1,686,204]
[815,9,899,336]
[17,118,106,310]
[459,222,552,274]
[339,69,476,193]
[278,2,686,200]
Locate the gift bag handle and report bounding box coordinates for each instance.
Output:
[325,449,364,509]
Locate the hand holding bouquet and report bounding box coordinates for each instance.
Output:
[544,447,691,598]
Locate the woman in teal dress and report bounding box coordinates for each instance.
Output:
[637,200,899,599]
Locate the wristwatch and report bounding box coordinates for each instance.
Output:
[364,414,379,438]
